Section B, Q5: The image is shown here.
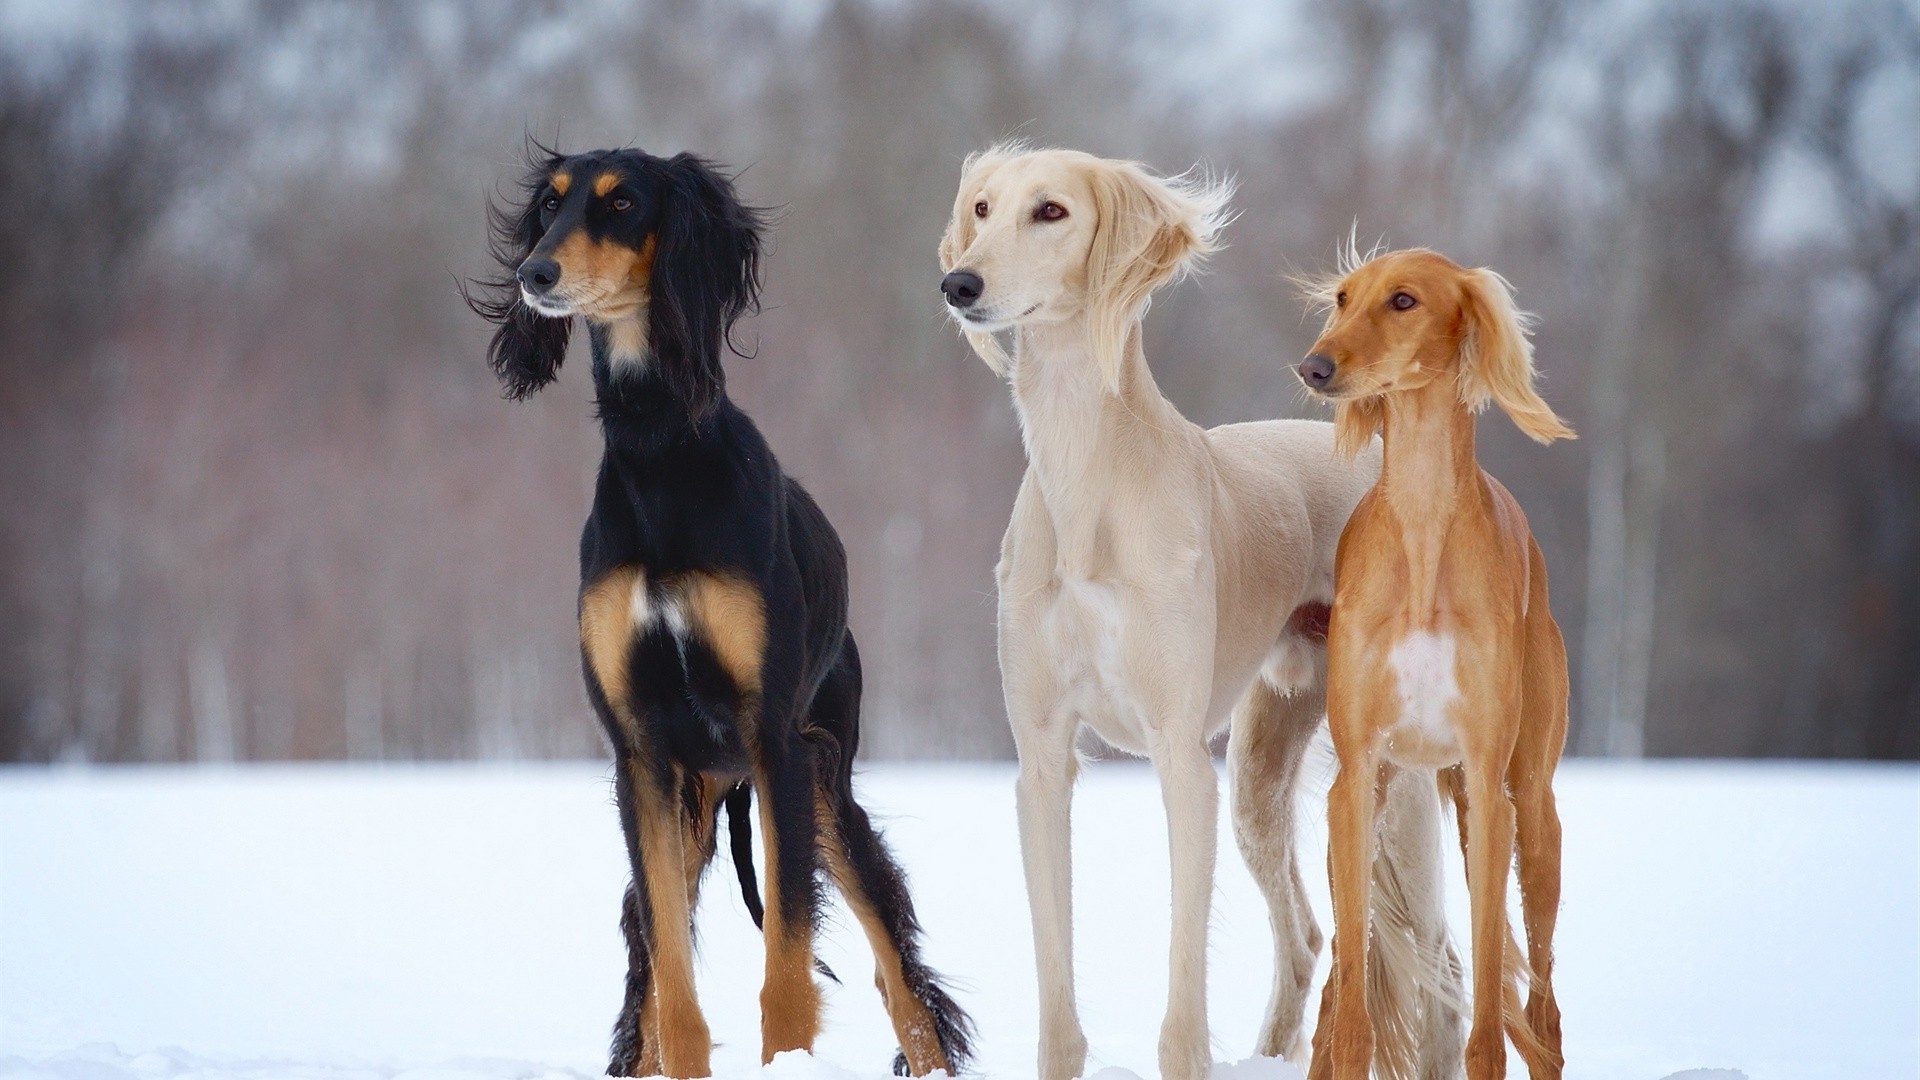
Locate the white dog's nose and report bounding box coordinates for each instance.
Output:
[940,270,983,309]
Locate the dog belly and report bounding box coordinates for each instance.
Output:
[1381,630,1464,769]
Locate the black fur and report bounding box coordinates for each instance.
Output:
[470,146,970,1077]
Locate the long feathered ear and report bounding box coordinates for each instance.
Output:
[1457,268,1575,443]
[939,144,1018,375]
[648,154,766,423]
[463,158,572,400]
[1083,160,1233,394]
[1334,398,1384,458]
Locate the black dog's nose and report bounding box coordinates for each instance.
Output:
[1298,353,1336,388]
[941,270,984,309]
[517,257,560,294]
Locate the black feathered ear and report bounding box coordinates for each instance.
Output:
[647,154,766,422]
[463,157,572,400]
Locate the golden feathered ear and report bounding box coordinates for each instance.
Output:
[1334,397,1383,458]
[939,145,1019,375]
[1457,268,1575,443]
[1082,160,1233,394]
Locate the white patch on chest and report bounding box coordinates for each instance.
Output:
[629,572,689,638]
[608,318,650,370]
[1385,630,1462,764]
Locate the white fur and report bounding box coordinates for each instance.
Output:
[942,148,1463,1080]
[626,570,690,640]
[607,317,649,370]
[1385,630,1465,768]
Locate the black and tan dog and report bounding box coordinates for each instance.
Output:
[467,147,972,1079]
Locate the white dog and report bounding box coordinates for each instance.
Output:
[939,146,1465,1080]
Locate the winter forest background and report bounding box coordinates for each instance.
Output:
[2,0,1917,765]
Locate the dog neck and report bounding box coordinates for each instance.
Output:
[585,314,722,438]
[593,315,650,373]
[1376,377,1481,613]
[1008,312,1193,568]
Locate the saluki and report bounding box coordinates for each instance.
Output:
[467,147,972,1079]
[939,146,1464,1080]
[1296,247,1573,1080]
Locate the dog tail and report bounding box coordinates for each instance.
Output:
[1433,765,1558,1072]
[722,781,839,985]
[722,782,766,928]
[1366,767,1468,1080]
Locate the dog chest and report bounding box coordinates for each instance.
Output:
[1382,629,1464,767]
[1035,578,1153,736]
[581,565,766,773]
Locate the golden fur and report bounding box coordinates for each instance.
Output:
[1298,248,1572,1080]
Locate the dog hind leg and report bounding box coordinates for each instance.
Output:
[1228,678,1324,1064]
[1369,764,1467,1080]
[812,639,975,1076]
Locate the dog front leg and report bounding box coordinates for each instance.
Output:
[620,754,713,1078]
[1013,705,1086,1080]
[754,734,823,1063]
[1148,731,1219,1080]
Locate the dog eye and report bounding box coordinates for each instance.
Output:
[973,201,989,218]
[610,197,632,212]
[1390,291,1418,311]
[1035,201,1067,222]
[542,196,560,212]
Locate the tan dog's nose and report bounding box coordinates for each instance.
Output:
[1298,352,1335,389]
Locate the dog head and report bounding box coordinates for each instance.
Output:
[1300,247,1574,454]
[466,145,764,420]
[938,145,1231,391]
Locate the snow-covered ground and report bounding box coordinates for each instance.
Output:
[1,759,1914,1080]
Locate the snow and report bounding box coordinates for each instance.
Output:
[1,759,1914,1080]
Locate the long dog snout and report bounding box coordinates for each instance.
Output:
[940,270,983,309]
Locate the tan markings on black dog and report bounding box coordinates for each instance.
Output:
[552,231,640,303]
[683,572,767,694]
[683,774,730,904]
[632,234,657,291]
[551,171,571,196]
[637,773,730,1076]
[755,769,821,1062]
[595,171,622,197]
[631,758,714,1078]
[636,992,663,1079]
[581,566,642,729]
[823,826,951,1075]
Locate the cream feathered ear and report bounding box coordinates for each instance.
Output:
[1457,268,1575,443]
[939,144,1021,374]
[1082,160,1234,394]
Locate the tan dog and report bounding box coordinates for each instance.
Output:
[940,147,1467,1080]
[1297,247,1573,1080]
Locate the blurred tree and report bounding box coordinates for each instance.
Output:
[0,0,1914,763]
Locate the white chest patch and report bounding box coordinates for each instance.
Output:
[629,573,689,639]
[1386,630,1462,762]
